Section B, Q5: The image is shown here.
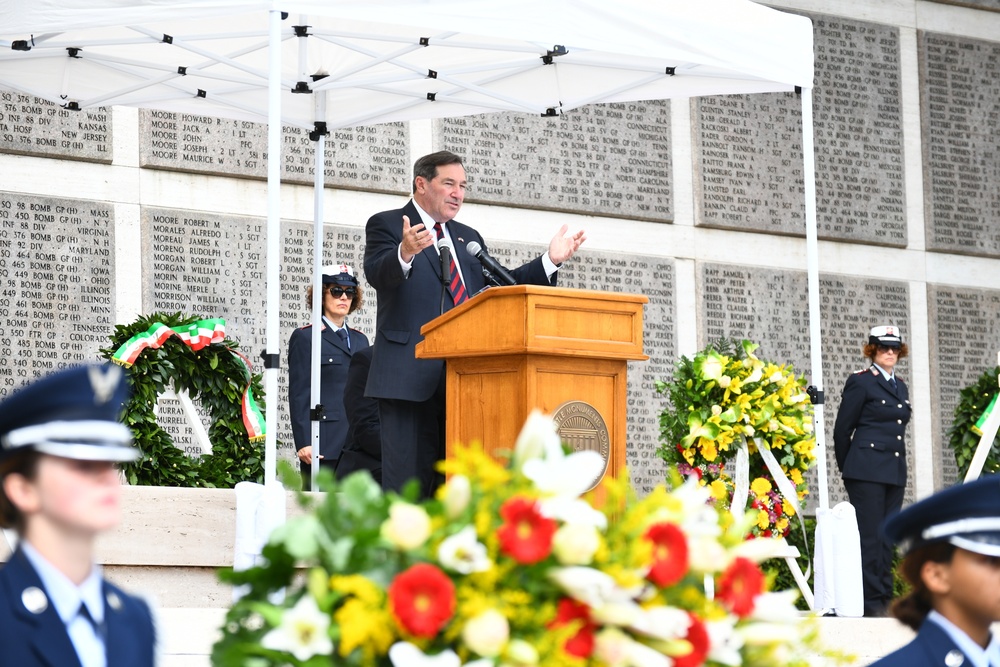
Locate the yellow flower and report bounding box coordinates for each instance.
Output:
[709,479,729,500]
[776,517,790,533]
[335,598,395,659]
[756,509,770,530]
[750,477,772,498]
[782,497,796,516]
[789,468,803,486]
[700,438,718,462]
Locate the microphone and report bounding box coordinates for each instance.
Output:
[437,237,453,287]
[466,241,516,286]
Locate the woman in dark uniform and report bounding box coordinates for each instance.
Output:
[870,475,1000,667]
[287,264,370,489]
[0,364,156,667]
[834,325,912,617]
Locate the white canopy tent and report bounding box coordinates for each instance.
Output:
[1,0,846,609]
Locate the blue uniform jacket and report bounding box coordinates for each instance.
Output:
[833,365,911,486]
[0,548,155,667]
[287,322,370,460]
[869,618,975,667]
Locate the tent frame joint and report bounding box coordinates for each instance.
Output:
[309,122,329,141]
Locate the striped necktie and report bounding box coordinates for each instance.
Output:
[434,222,468,305]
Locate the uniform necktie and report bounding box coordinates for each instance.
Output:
[434,222,468,305]
[335,327,350,349]
[889,376,897,390]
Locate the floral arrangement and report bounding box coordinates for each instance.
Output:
[656,340,815,538]
[212,411,827,667]
[948,365,1000,478]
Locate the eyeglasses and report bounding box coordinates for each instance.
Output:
[876,345,899,354]
[328,286,356,299]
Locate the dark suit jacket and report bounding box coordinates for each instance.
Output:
[868,618,971,667]
[0,548,155,667]
[336,345,382,483]
[287,322,370,461]
[833,365,911,485]
[363,200,550,402]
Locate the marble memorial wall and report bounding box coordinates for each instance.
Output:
[920,32,1000,256]
[699,263,912,508]
[694,13,907,244]
[437,100,673,222]
[0,192,116,398]
[140,110,410,193]
[927,285,1000,486]
[0,94,112,162]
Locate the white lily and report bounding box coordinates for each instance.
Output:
[731,536,792,563]
[748,590,802,623]
[512,409,563,470]
[388,642,461,667]
[438,526,491,574]
[523,449,605,499]
[260,595,333,662]
[706,618,744,666]
[628,605,691,641]
[548,566,641,610]
[538,495,608,530]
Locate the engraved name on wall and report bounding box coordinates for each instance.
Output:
[694,14,906,244]
[0,192,116,397]
[437,101,672,222]
[140,110,410,192]
[920,32,1000,256]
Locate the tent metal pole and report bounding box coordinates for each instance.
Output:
[801,86,828,511]
[309,90,327,491]
[263,7,282,486]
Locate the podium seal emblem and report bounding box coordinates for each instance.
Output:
[552,400,611,491]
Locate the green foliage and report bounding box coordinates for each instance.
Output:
[948,366,1000,477]
[100,312,265,488]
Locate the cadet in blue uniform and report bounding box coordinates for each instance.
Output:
[287,264,370,489]
[869,475,1000,667]
[0,363,156,667]
[834,324,912,616]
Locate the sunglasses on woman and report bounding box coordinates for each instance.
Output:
[329,286,357,298]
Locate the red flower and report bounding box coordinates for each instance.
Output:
[644,522,689,587]
[497,497,557,564]
[548,598,597,658]
[673,612,711,667]
[717,557,764,617]
[388,563,456,638]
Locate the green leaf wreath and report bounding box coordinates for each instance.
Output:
[948,366,1000,478]
[100,312,265,488]
[655,339,815,538]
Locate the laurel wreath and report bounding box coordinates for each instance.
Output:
[100,312,265,487]
[948,366,1000,478]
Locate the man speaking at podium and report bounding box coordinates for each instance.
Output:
[364,150,585,497]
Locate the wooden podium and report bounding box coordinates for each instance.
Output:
[416,285,648,484]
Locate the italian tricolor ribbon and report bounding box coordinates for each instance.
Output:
[973,393,999,437]
[111,318,267,443]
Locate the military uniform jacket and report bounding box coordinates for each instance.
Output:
[287,322,370,460]
[0,548,155,667]
[869,618,978,667]
[833,365,911,485]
